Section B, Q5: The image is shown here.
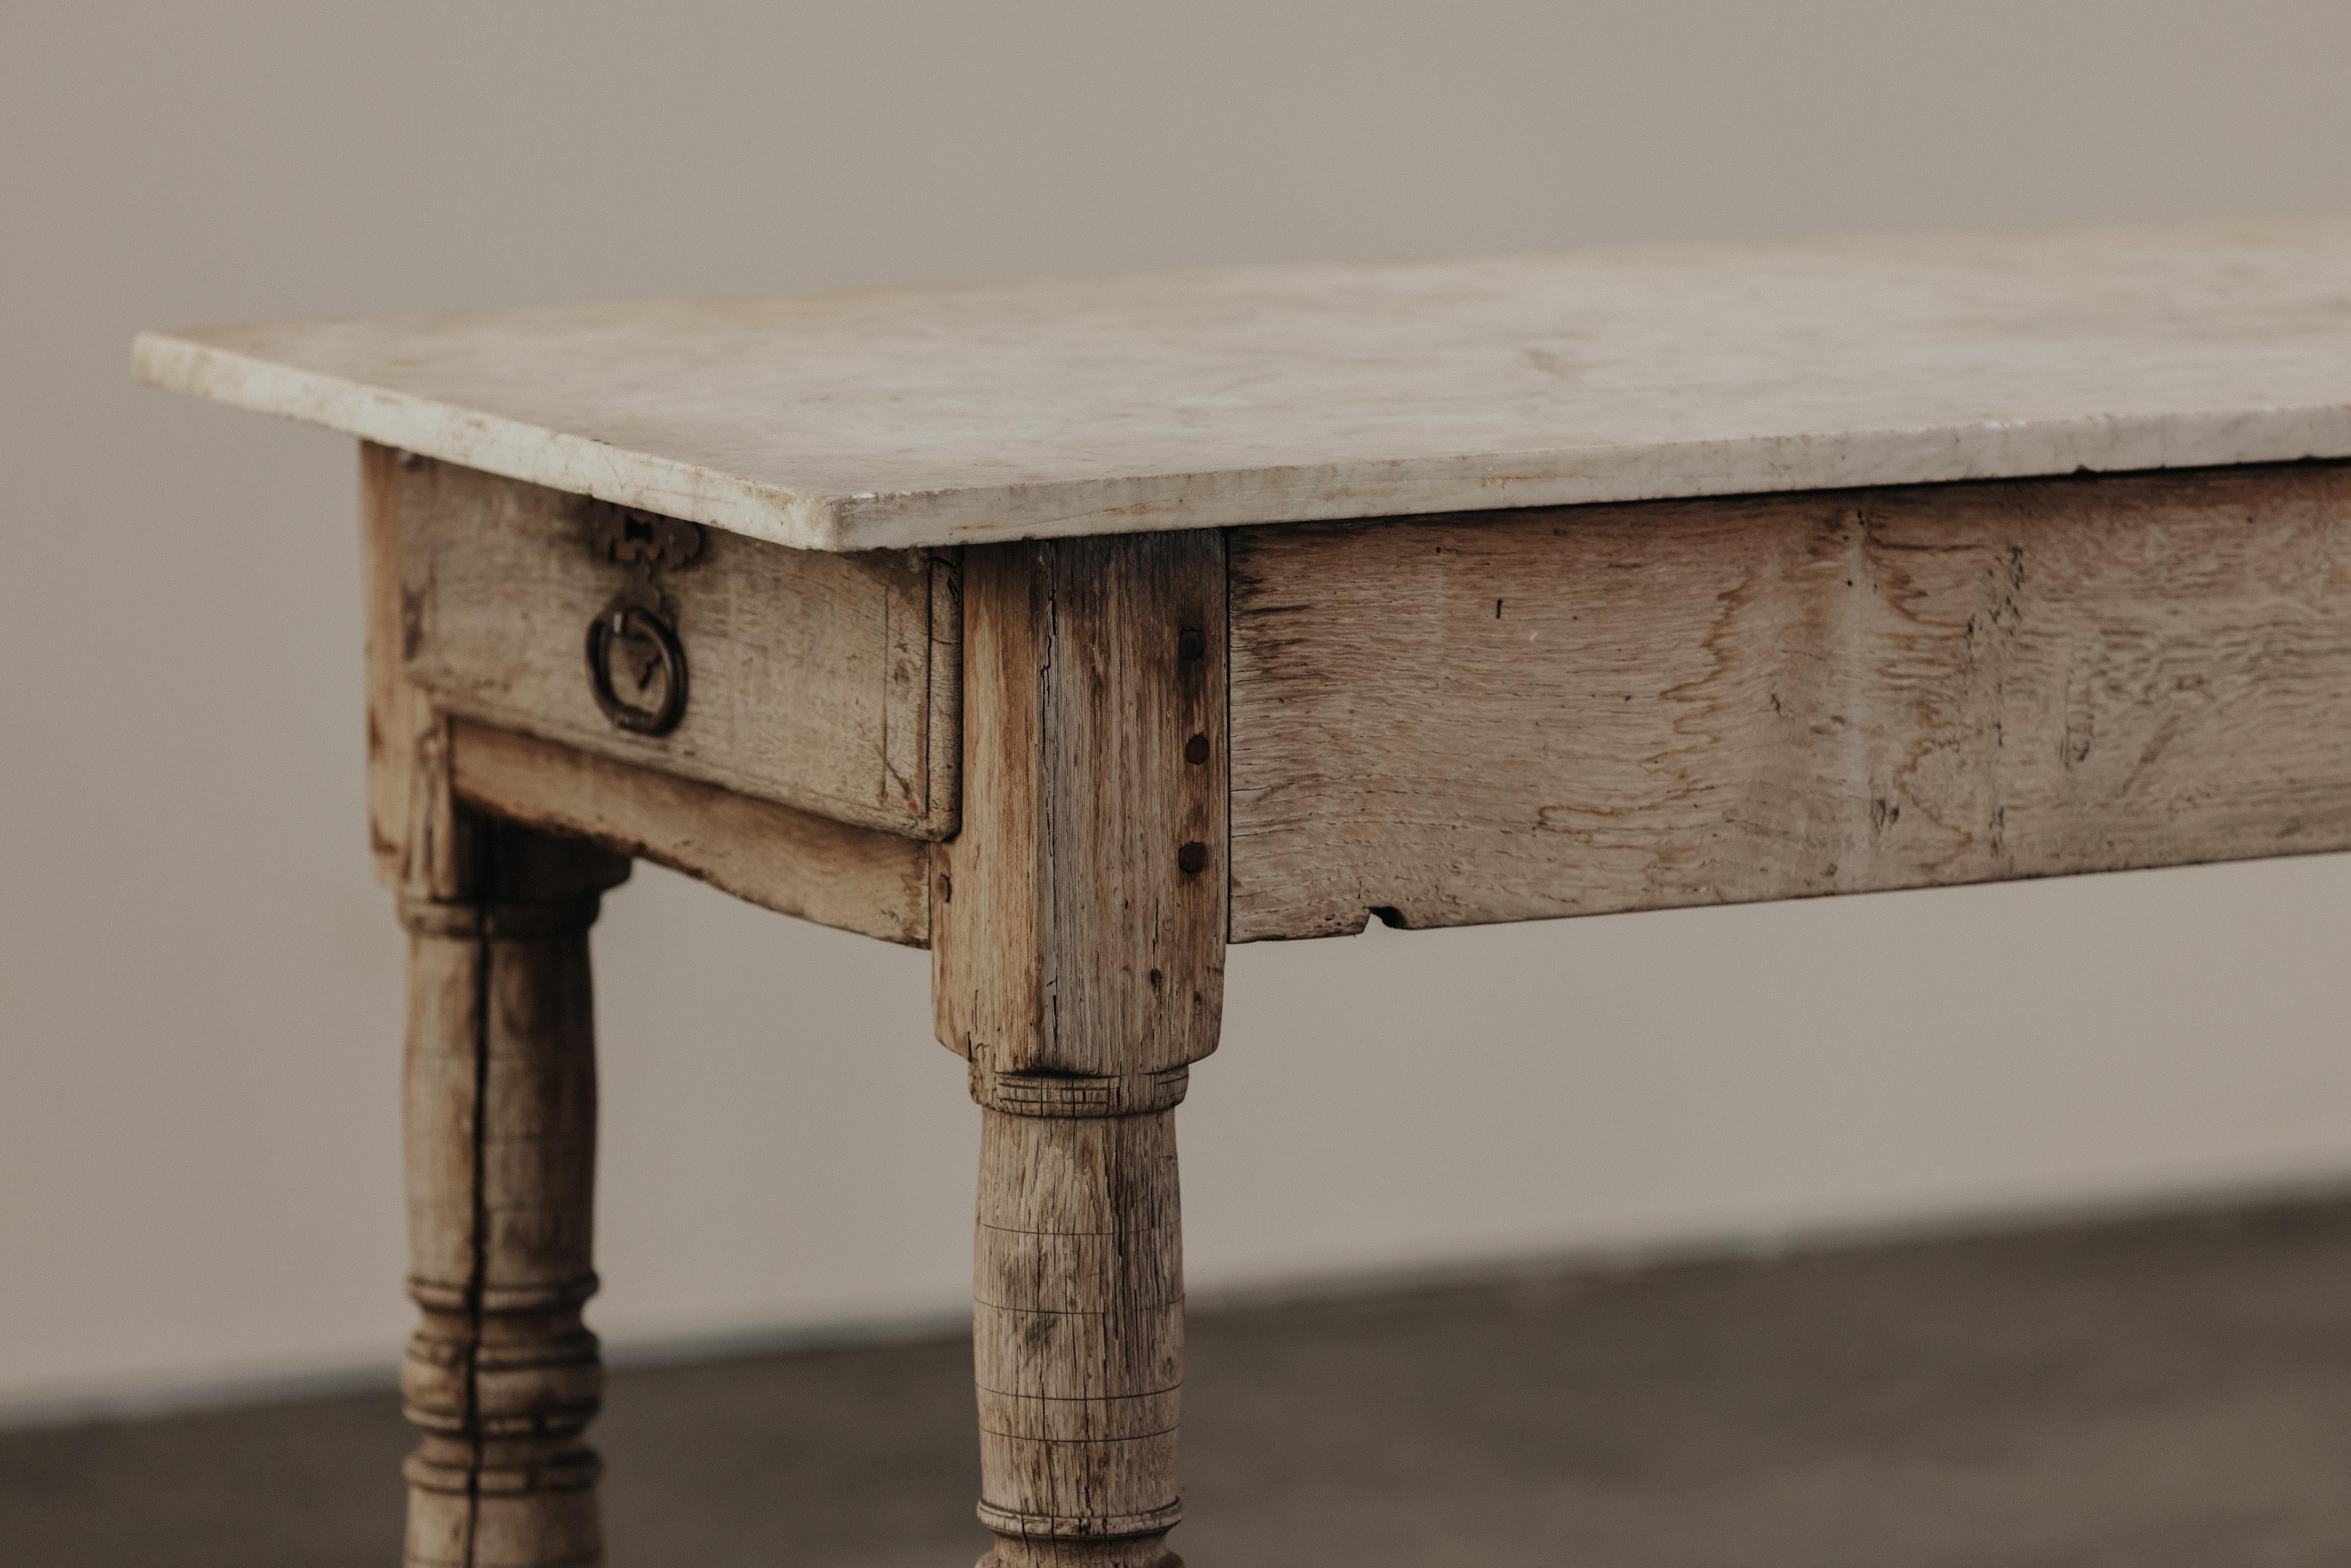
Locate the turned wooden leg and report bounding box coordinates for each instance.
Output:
[934,531,1228,1567]
[396,817,627,1568]
[971,1074,1190,1567]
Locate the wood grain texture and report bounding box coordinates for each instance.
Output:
[399,819,626,1568]
[379,447,957,839]
[138,221,2351,550]
[450,717,930,946]
[363,442,444,891]
[932,533,1227,1568]
[1231,463,2351,941]
[974,1109,1184,1567]
[932,532,1227,1079]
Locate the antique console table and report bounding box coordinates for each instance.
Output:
[136,220,2351,1566]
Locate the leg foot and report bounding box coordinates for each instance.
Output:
[978,1533,1181,1568]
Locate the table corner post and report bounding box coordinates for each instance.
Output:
[932,528,1229,1568]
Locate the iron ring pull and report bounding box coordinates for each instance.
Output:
[585,598,689,736]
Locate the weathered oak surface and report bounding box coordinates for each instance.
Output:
[933,533,1228,1568]
[449,718,930,946]
[139,221,2351,551]
[375,447,958,839]
[399,826,624,1568]
[933,533,1227,1081]
[1230,463,2351,940]
[973,1109,1186,1568]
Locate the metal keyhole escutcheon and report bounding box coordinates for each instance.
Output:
[586,592,689,736]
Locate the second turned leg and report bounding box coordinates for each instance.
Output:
[397,821,626,1568]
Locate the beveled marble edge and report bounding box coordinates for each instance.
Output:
[133,330,2351,555]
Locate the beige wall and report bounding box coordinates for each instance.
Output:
[7,0,2351,1412]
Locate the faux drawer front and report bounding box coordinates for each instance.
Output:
[380,449,959,839]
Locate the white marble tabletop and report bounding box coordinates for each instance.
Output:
[135,219,2351,552]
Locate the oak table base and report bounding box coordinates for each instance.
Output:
[359,457,2351,1568]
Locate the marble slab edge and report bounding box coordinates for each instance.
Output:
[133,330,2351,555]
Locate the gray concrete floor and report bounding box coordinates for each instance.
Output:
[11,1199,2351,1567]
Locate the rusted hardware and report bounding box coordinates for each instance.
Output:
[585,504,704,571]
[582,503,701,736]
[586,580,689,736]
